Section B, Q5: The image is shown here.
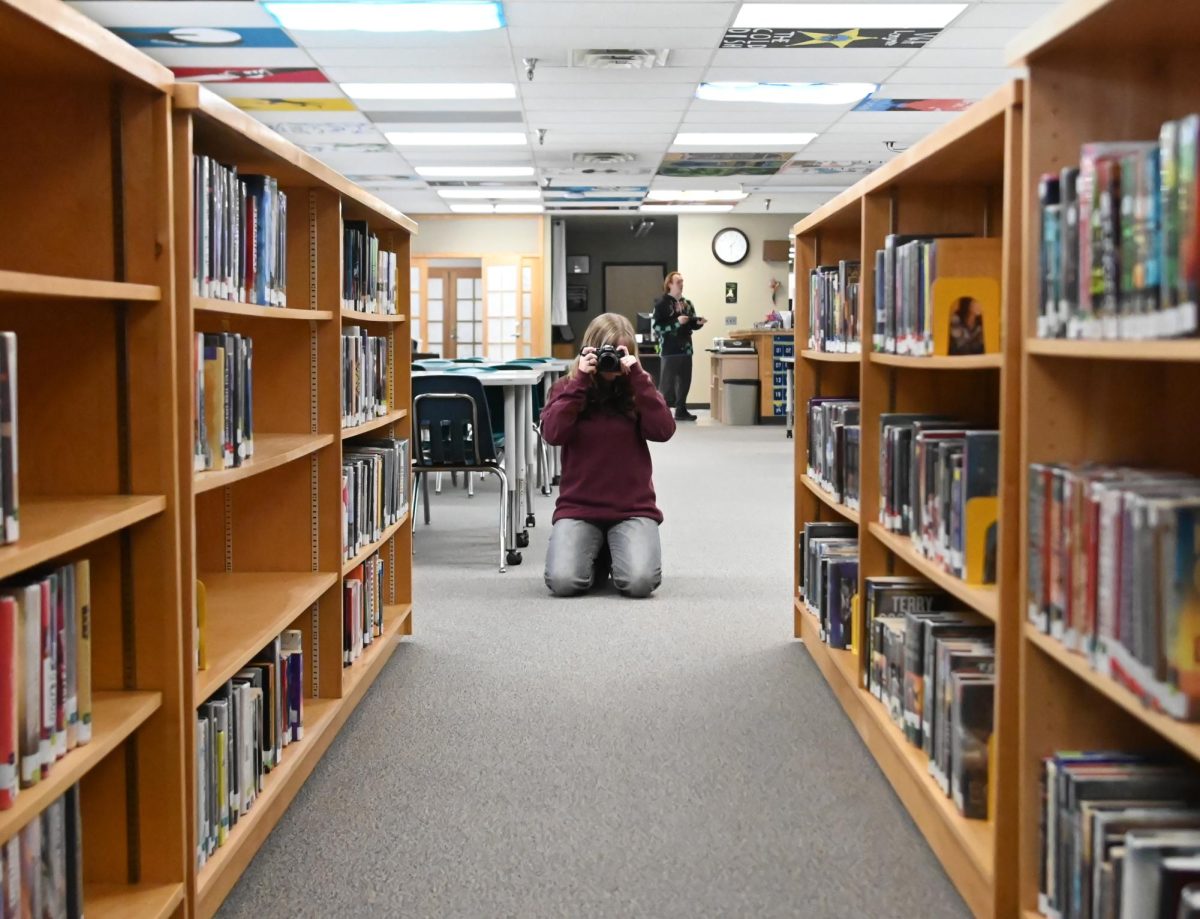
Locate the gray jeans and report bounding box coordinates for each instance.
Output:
[544,517,662,598]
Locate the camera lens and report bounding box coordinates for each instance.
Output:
[596,349,621,373]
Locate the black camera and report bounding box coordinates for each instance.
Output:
[595,344,623,374]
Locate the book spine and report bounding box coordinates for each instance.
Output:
[0,598,15,809]
[74,562,90,746]
[62,565,76,753]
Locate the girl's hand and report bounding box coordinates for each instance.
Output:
[618,346,639,374]
[578,347,598,375]
[678,314,690,325]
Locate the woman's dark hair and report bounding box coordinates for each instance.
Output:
[955,296,976,324]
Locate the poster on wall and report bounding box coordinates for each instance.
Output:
[725,282,738,304]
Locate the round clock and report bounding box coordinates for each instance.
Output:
[712,227,749,266]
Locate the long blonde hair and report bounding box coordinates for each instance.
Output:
[568,313,637,379]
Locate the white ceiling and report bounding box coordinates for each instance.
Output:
[69,0,1061,217]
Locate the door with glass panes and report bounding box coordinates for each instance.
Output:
[425,268,482,358]
[483,257,536,359]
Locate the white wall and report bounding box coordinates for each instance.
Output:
[675,213,796,402]
[411,214,542,256]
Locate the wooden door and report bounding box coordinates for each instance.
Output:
[451,268,484,358]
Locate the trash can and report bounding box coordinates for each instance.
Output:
[724,379,759,426]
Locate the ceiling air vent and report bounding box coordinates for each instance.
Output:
[571,49,670,70]
[573,152,636,165]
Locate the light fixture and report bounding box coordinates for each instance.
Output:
[696,82,877,106]
[644,190,747,202]
[415,166,534,178]
[449,204,495,214]
[386,131,527,146]
[732,3,966,29]
[264,1,505,32]
[495,204,544,214]
[341,83,515,101]
[640,204,735,214]
[437,188,541,200]
[673,132,816,148]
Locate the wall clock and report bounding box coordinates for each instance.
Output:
[712,227,749,266]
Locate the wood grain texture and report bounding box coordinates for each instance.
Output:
[194,297,333,322]
[0,691,160,846]
[193,434,334,494]
[84,882,185,919]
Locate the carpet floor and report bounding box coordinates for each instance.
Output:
[218,415,968,918]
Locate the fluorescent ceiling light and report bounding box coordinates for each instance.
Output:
[732,3,966,29]
[640,204,735,214]
[673,132,816,148]
[342,83,515,101]
[645,190,747,202]
[449,204,495,214]
[697,82,877,105]
[415,166,534,178]
[495,204,544,214]
[386,131,527,146]
[437,188,541,200]
[264,1,505,33]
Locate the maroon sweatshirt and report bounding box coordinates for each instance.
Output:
[540,365,676,524]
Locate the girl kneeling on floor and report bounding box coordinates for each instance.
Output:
[540,314,676,598]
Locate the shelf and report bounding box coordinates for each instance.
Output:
[1025,337,1200,362]
[342,512,410,576]
[193,433,334,495]
[868,522,999,622]
[0,691,160,847]
[0,270,159,303]
[85,882,185,919]
[195,696,339,917]
[1007,0,1168,63]
[1026,626,1200,761]
[799,475,860,524]
[196,571,338,702]
[800,349,861,364]
[340,309,407,325]
[194,297,332,322]
[0,495,166,582]
[342,604,411,699]
[341,408,408,440]
[796,600,994,916]
[870,352,1003,370]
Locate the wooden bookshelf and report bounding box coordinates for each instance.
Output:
[192,433,334,494]
[173,83,414,917]
[0,0,189,912]
[342,407,409,440]
[194,297,334,323]
[791,81,1023,918]
[799,474,859,525]
[340,308,407,325]
[342,514,411,577]
[868,524,999,623]
[84,882,185,919]
[799,349,860,363]
[1008,2,1200,913]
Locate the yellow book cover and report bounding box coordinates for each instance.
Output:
[929,237,1003,356]
[965,496,1000,586]
[203,344,226,472]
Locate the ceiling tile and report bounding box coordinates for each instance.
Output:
[68,1,278,27]
[886,66,1019,84]
[954,3,1061,27]
[710,47,919,66]
[505,2,736,28]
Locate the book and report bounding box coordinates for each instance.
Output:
[73,562,90,747]
[0,333,18,545]
[949,673,994,819]
[0,596,15,809]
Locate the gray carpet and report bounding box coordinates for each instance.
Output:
[218,416,968,918]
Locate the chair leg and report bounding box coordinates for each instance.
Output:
[434,471,443,495]
[411,472,421,538]
[422,471,431,525]
[468,472,475,497]
[451,471,459,487]
[492,467,510,573]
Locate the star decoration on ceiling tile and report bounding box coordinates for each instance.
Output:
[796,28,875,48]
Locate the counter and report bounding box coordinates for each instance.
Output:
[730,329,795,420]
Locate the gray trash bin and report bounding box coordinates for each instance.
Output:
[724,380,759,426]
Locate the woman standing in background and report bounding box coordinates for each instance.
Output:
[652,271,706,422]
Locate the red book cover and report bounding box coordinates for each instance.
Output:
[0,596,17,809]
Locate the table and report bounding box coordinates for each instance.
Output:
[779,355,795,438]
[425,365,545,565]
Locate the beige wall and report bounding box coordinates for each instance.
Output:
[411,214,543,256]
[411,214,553,354]
[675,213,796,402]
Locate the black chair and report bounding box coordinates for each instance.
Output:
[411,373,519,571]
